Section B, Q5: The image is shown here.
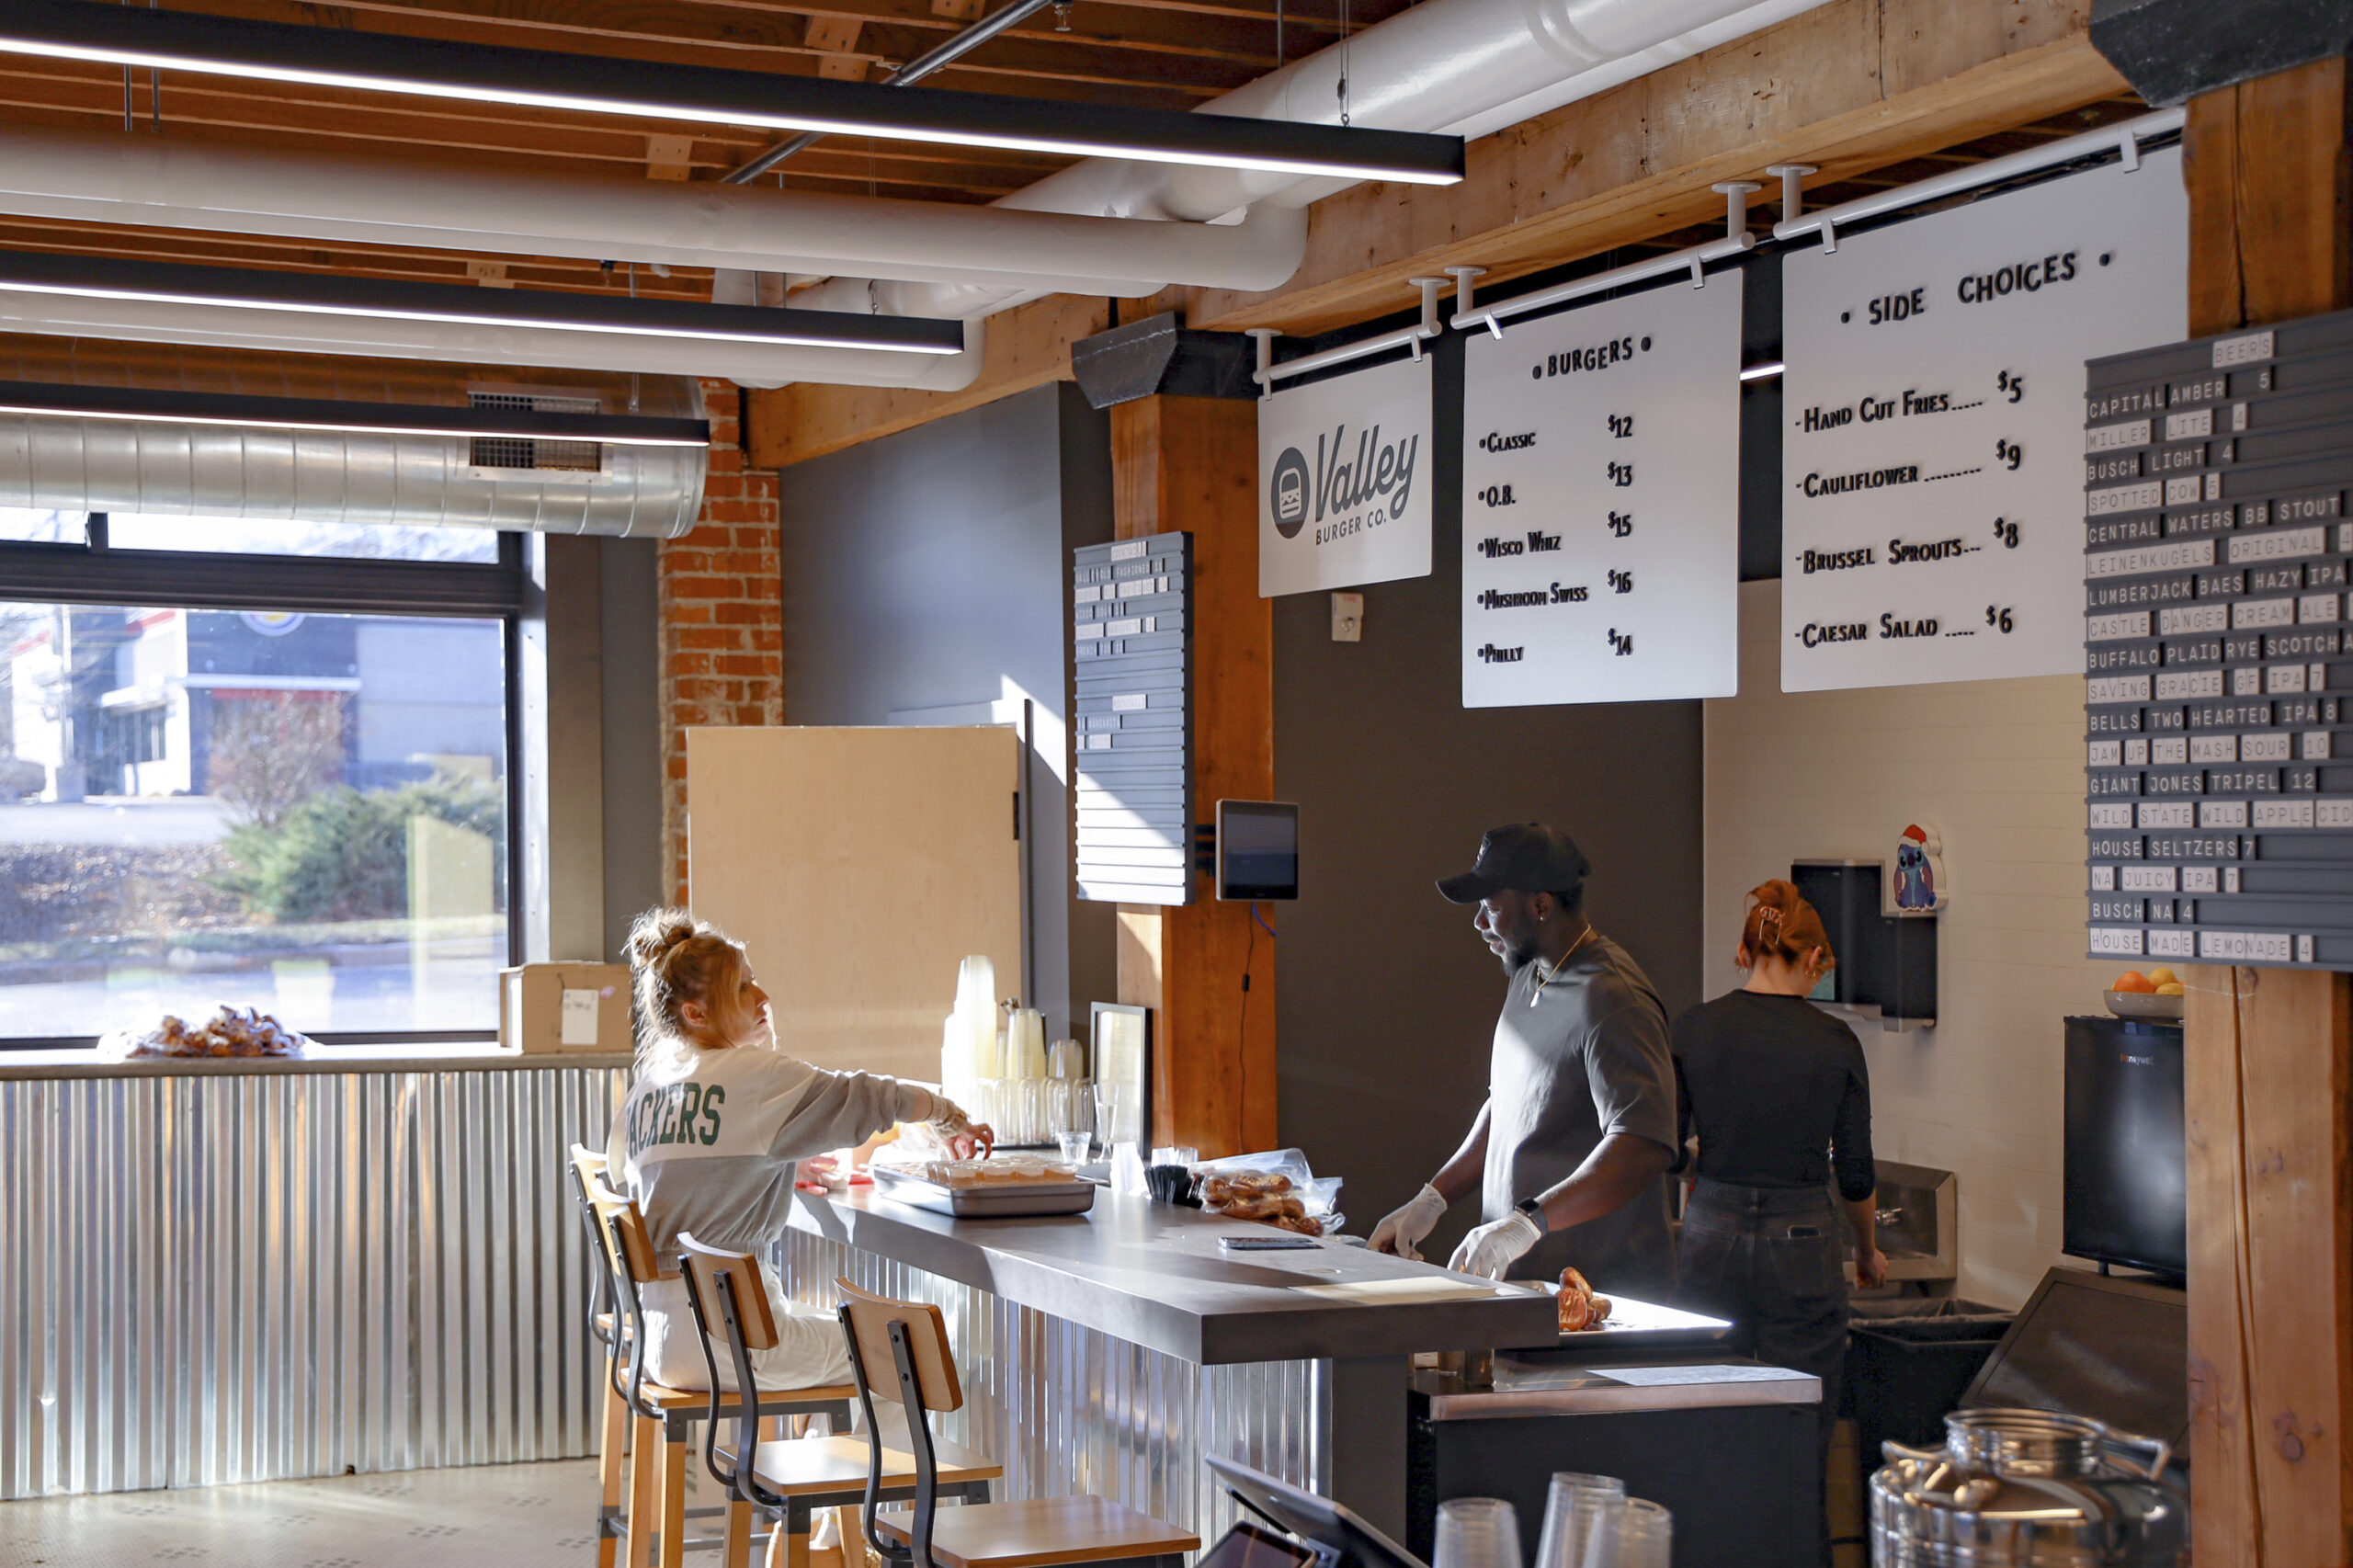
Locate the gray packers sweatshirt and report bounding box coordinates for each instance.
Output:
[608,1042,929,1257]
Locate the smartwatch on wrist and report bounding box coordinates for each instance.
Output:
[1514,1196,1548,1232]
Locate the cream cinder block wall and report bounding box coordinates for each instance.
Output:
[1704,580,2116,1309]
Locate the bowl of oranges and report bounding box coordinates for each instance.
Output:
[2107,968,2187,1020]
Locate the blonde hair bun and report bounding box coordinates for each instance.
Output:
[625,907,703,971]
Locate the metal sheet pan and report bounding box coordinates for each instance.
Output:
[869,1166,1097,1218]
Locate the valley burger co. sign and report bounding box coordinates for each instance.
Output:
[1258,352,1434,597]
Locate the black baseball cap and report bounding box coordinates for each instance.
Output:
[1436,823,1591,903]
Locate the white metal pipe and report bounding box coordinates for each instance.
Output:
[0,288,984,391]
[1256,276,1447,387]
[1451,232,1752,335]
[1772,109,2187,248]
[0,122,1306,296]
[796,0,1837,335]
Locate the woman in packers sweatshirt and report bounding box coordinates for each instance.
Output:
[608,906,990,1392]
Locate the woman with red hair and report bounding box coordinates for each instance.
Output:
[1669,880,1884,1566]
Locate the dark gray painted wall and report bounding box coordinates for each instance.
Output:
[777,382,1117,1044]
[600,535,665,962]
[1271,328,1706,1260]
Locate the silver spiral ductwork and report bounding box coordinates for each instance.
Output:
[0,371,708,538]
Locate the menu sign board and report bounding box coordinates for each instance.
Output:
[1781,147,2188,690]
[1460,277,1743,706]
[1258,353,1433,597]
[2084,308,2353,970]
[1074,531,1191,906]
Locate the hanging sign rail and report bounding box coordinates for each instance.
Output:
[1251,276,1449,392]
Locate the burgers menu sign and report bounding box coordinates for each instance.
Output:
[1779,145,2188,690]
[1459,274,1743,706]
[1257,352,1434,597]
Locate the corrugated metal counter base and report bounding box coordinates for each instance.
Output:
[0,1063,626,1498]
[777,1228,1330,1547]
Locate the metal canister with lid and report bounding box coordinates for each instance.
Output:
[1870,1408,2187,1566]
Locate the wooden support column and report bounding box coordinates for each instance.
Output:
[2182,55,2353,1566]
[1108,394,1275,1159]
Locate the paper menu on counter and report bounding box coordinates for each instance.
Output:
[1597,1364,1815,1387]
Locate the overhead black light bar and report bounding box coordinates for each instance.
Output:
[0,0,1466,187]
[0,247,968,354]
[0,379,710,446]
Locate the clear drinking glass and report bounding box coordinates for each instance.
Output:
[1057,1131,1093,1166]
[1434,1497,1523,1568]
[1533,1472,1626,1568]
[1610,1500,1670,1568]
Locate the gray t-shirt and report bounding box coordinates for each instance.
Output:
[1482,935,1678,1299]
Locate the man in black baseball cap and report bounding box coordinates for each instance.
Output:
[1370,823,1678,1298]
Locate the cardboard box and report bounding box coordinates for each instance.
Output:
[500,963,633,1054]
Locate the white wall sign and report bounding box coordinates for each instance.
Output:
[1461,276,1743,706]
[1258,352,1433,597]
[1779,147,2188,690]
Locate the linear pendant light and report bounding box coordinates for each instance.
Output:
[0,379,710,446]
[0,247,968,354]
[0,0,1466,186]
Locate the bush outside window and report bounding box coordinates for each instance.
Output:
[0,518,517,1046]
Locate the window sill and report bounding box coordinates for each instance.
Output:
[0,1042,635,1080]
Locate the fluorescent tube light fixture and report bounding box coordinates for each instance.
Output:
[0,0,1466,186]
[1739,360,1785,381]
[0,379,710,446]
[0,247,967,354]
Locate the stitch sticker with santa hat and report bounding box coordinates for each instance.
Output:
[1891,824,1945,915]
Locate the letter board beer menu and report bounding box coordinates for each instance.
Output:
[2084,309,2353,970]
[1074,531,1192,906]
[1782,146,2187,690]
[1460,275,1743,705]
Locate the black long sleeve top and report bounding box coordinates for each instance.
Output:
[1669,989,1876,1202]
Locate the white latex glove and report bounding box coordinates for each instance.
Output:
[1448,1210,1542,1279]
[1369,1184,1449,1261]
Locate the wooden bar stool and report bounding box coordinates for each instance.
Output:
[834,1279,1199,1568]
[676,1233,1003,1568]
[568,1144,634,1568]
[583,1177,860,1568]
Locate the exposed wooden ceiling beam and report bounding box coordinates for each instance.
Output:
[747,4,2136,467]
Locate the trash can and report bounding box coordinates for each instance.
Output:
[1844,1306,2014,1500]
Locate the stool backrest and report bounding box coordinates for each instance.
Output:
[835,1278,962,1414]
[585,1175,672,1285]
[676,1231,776,1505]
[564,1143,615,1347]
[677,1233,779,1353]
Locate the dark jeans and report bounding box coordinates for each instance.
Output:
[1677,1178,1848,1568]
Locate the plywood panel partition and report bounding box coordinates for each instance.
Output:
[686,725,1022,1080]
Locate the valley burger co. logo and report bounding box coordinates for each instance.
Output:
[1269,424,1420,545]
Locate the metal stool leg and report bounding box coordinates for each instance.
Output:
[597,1352,631,1568]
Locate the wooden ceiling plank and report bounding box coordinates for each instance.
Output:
[749,19,2135,465]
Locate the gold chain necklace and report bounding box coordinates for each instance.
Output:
[1529,926,1597,1007]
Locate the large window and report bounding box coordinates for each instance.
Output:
[0,516,524,1046]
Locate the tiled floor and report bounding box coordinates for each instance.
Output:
[0,1458,608,1568]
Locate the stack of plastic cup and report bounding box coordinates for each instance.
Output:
[1610,1501,1670,1568]
[1533,1472,1627,1568]
[1433,1498,1523,1568]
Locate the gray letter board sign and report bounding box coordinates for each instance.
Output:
[2084,305,2353,970]
[1074,531,1193,906]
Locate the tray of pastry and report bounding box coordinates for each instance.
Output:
[869,1159,1097,1219]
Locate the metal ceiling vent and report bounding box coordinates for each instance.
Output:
[0,373,708,538]
[467,389,603,472]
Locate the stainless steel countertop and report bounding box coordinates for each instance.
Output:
[1423,1358,1821,1420]
[790,1185,1562,1366]
[0,1044,635,1079]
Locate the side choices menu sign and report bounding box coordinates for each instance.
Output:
[1460,276,1743,706]
[1780,146,2188,690]
[1258,352,1433,597]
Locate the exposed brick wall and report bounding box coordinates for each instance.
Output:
[658,381,783,903]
